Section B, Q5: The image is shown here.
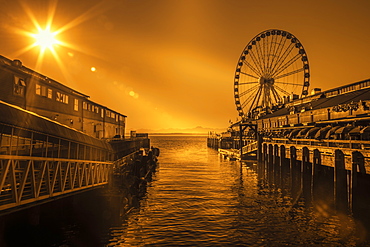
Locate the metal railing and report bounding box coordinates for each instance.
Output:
[0,155,111,211]
[242,141,258,154]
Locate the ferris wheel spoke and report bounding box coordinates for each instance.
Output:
[270,43,295,77]
[258,37,268,74]
[275,81,303,86]
[268,35,285,76]
[240,71,259,80]
[261,37,267,73]
[266,35,277,75]
[238,84,259,97]
[247,87,263,113]
[272,53,302,78]
[243,60,262,77]
[253,40,264,70]
[274,84,292,96]
[238,81,259,85]
[241,86,261,108]
[270,86,283,103]
[274,68,304,80]
[268,36,288,76]
[249,49,264,75]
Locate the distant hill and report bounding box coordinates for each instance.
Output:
[127,126,226,135]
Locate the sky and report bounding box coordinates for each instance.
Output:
[0,0,369,132]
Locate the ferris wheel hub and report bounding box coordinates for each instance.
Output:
[259,77,275,85]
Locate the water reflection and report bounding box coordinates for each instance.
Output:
[100,135,366,246]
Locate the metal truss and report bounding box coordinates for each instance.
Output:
[0,155,112,211]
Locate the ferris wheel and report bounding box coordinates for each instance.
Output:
[234,29,310,119]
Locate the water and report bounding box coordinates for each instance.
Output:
[102,135,363,246]
[3,134,368,246]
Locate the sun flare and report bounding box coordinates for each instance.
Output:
[32,27,60,52]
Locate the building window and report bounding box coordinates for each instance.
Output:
[14,76,26,96]
[36,84,49,97]
[47,88,53,99]
[101,109,104,118]
[56,92,69,104]
[83,102,88,110]
[74,99,79,111]
[36,84,41,95]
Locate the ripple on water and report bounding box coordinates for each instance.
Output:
[104,135,361,246]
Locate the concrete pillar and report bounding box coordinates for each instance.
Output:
[334,149,348,213]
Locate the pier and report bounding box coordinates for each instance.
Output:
[0,54,159,218]
[0,100,155,215]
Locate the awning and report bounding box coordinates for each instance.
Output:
[288,129,301,139]
[335,126,355,134]
[349,126,361,135]
[324,126,341,139]
[314,126,332,139]
[282,129,292,136]
[304,127,321,138]
[360,126,370,134]
[296,128,312,138]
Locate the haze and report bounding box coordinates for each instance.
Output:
[1,0,369,132]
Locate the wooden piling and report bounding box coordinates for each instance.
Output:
[334,149,348,213]
[274,144,281,187]
[280,145,289,191]
[268,144,274,185]
[290,146,299,197]
[351,151,366,212]
[312,149,321,201]
[302,147,312,205]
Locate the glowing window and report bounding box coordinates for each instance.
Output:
[56,92,69,104]
[36,84,41,95]
[13,76,26,96]
[47,88,52,99]
[74,99,79,111]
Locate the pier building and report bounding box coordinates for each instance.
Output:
[0,54,155,215]
[208,29,370,214]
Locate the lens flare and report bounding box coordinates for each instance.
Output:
[31,27,60,52]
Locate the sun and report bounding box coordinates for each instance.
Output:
[31,27,60,52]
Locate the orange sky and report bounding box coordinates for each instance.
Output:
[1,0,370,132]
